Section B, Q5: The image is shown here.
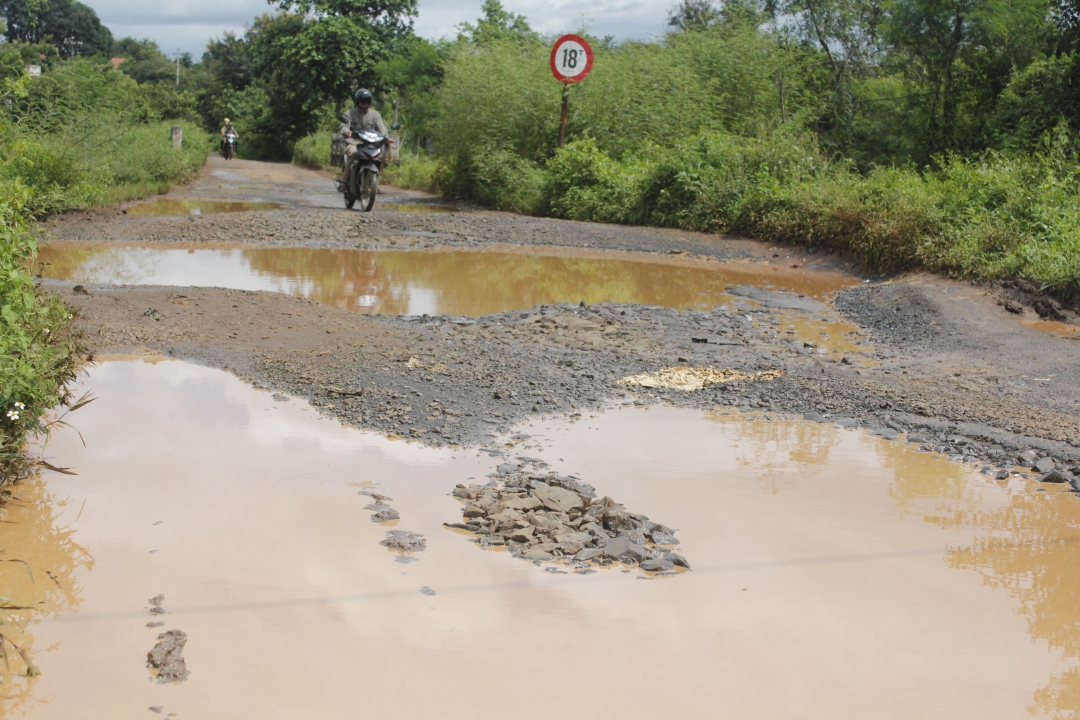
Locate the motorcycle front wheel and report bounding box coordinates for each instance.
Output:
[359,170,378,212]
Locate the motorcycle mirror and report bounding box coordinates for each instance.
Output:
[391,122,401,130]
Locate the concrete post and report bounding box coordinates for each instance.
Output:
[171,125,182,149]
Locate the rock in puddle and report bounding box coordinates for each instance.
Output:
[380,529,427,553]
[147,630,188,683]
[446,467,689,575]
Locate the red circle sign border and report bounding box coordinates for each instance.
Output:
[550,34,594,84]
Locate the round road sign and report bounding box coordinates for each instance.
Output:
[550,34,594,84]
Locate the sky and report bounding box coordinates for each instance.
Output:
[84,0,673,58]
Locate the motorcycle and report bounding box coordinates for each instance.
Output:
[338,115,387,211]
[221,130,238,160]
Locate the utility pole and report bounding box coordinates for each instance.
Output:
[175,49,180,86]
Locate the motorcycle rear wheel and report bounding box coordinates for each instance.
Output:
[359,170,378,212]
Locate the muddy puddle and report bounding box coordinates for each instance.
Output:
[123,200,283,216]
[1023,318,1080,337]
[2,359,1079,718]
[39,243,856,313]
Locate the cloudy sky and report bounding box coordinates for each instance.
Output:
[84,0,673,58]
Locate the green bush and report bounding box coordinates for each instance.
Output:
[382,153,441,193]
[292,131,334,170]
[0,180,86,485]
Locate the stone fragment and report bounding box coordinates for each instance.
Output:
[522,548,554,561]
[509,526,535,543]
[370,509,400,523]
[664,552,691,569]
[147,630,188,682]
[641,557,675,572]
[574,547,604,561]
[650,531,679,546]
[380,529,426,552]
[1038,470,1069,484]
[1018,450,1039,465]
[994,469,1010,480]
[1035,457,1056,473]
[463,504,489,518]
[502,494,543,511]
[535,485,586,512]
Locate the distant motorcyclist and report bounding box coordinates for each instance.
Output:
[220,118,239,148]
[339,89,392,179]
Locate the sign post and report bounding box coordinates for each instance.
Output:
[550,34,594,148]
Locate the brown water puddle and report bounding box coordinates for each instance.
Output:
[37,245,857,312]
[1,360,1078,718]
[123,200,282,216]
[1023,319,1080,337]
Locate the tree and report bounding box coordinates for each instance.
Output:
[667,0,721,32]
[113,38,175,84]
[0,0,112,57]
[457,0,537,44]
[268,0,418,110]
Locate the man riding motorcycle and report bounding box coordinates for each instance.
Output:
[339,89,392,185]
[220,118,239,147]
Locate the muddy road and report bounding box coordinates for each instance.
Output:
[40,157,1080,469]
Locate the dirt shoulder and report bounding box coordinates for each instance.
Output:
[43,157,1080,473]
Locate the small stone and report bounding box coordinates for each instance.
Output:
[640,558,675,572]
[510,526,535,542]
[803,413,827,423]
[1035,457,1056,473]
[149,707,164,714]
[535,485,586,512]
[370,509,400,523]
[995,469,1010,480]
[148,594,165,606]
[574,547,604,561]
[650,531,679,546]
[1038,470,1069,484]
[1018,450,1039,465]
[420,586,436,596]
[496,463,518,474]
[664,552,691,569]
[522,548,554,561]
[149,606,166,615]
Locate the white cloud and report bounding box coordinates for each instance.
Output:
[84,0,673,56]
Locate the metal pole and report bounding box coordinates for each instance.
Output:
[175,49,180,86]
[557,83,569,148]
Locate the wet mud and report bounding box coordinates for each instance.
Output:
[4,360,1080,718]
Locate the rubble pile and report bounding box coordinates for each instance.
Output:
[446,467,690,574]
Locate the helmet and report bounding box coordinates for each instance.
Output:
[354,89,373,105]
[224,118,231,123]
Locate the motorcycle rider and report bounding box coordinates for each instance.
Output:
[339,89,392,183]
[220,118,239,150]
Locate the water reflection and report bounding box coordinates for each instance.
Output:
[37,245,858,319]
[0,476,92,716]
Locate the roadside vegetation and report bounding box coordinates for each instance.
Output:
[0,10,210,482]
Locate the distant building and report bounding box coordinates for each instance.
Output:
[25,65,41,78]
[110,57,125,70]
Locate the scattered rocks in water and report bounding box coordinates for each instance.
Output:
[380,529,426,553]
[446,467,689,575]
[370,508,400,523]
[618,366,782,391]
[147,630,188,683]
[147,594,167,615]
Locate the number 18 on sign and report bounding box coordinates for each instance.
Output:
[550,34,594,147]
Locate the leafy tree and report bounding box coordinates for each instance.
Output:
[375,37,444,146]
[457,0,537,44]
[0,0,112,57]
[113,38,176,84]
[667,0,722,31]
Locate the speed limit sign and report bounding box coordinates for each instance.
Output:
[550,34,594,84]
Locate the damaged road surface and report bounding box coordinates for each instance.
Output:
[4,156,1080,718]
